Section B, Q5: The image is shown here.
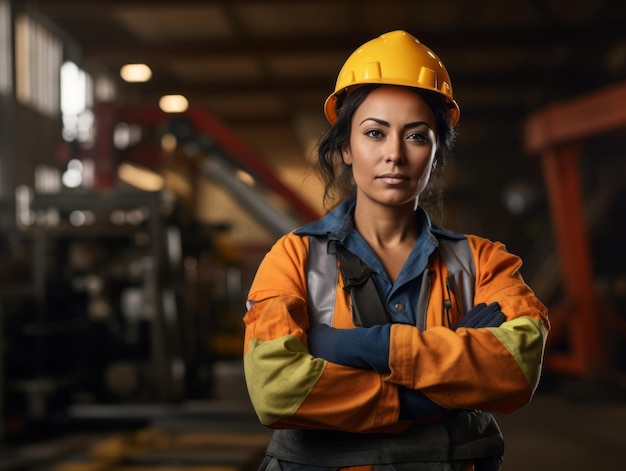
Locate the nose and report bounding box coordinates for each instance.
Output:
[385,135,405,164]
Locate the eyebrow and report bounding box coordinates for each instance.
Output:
[359,117,432,130]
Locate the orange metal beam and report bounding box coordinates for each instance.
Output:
[541,146,602,375]
[524,80,626,154]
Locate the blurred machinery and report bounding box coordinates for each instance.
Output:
[0,100,319,441]
[524,80,626,382]
[1,191,238,437]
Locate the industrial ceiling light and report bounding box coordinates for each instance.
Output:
[120,63,152,83]
[159,94,188,113]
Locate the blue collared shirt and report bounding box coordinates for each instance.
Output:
[295,197,464,325]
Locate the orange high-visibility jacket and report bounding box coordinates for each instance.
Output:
[243,205,549,434]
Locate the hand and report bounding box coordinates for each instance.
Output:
[453,302,506,330]
[307,323,391,373]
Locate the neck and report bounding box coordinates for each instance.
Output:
[353,199,420,249]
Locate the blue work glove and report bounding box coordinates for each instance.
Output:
[398,386,445,420]
[307,323,391,373]
[453,302,506,330]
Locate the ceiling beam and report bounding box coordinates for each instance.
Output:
[80,26,620,63]
[34,0,417,16]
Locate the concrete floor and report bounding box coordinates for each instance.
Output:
[1,361,624,470]
[496,380,625,470]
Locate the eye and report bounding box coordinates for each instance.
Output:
[407,131,429,142]
[364,128,385,139]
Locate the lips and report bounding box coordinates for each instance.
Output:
[377,173,409,184]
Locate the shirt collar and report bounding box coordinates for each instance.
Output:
[295,197,355,241]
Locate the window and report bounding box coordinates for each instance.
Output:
[60,61,94,144]
[15,14,62,115]
[0,0,11,94]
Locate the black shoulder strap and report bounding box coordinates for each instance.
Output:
[329,237,476,328]
[328,240,390,327]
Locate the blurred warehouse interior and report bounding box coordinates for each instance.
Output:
[0,0,626,468]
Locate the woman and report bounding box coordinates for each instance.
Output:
[243,30,549,471]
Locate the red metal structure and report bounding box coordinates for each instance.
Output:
[116,104,320,223]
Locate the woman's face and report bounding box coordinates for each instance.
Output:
[342,86,438,210]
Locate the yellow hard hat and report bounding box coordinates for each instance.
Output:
[324,30,460,127]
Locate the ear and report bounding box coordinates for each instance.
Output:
[341,145,353,165]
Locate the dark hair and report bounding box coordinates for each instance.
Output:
[316,84,456,215]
